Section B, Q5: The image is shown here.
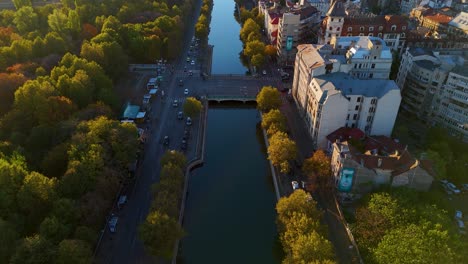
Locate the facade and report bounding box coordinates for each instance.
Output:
[276,4,321,65]
[292,39,400,149]
[401,0,421,14]
[304,0,331,17]
[435,67,468,141]
[448,11,468,37]
[319,2,409,51]
[329,130,434,193]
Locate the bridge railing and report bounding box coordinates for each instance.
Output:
[206,95,256,101]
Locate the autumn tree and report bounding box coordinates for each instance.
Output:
[284,232,335,264]
[240,18,260,42]
[160,150,187,169]
[0,72,27,116]
[10,235,55,264]
[56,239,92,264]
[302,150,331,186]
[13,6,38,34]
[268,132,297,174]
[265,44,277,57]
[139,210,184,259]
[261,109,287,136]
[256,86,281,112]
[183,97,203,118]
[276,189,320,226]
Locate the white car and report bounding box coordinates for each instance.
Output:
[191,60,195,65]
[447,182,461,194]
[184,89,189,95]
[173,99,178,107]
[262,70,267,75]
[186,117,192,126]
[455,210,463,220]
[291,181,299,190]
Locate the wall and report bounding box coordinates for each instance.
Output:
[370,89,401,136]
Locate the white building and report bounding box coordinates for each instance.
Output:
[292,41,401,149]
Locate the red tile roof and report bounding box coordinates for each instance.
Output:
[327,127,365,143]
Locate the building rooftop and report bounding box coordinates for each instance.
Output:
[408,47,436,57]
[337,36,392,59]
[449,11,468,31]
[314,72,399,98]
[327,127,365,143]
[414,60,440,70]
[452,64,468,76]
[326,0,346,17]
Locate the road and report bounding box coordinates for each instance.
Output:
[94,0,204,263]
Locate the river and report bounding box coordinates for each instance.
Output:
[179,0,280,262]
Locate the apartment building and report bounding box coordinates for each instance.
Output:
[292,40,401,149]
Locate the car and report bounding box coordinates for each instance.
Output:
[184,66,187,72]
[183,129,190,139]
[181,140,187,150]
[447,183,461,194]
[191,60,195,65]
[186,117,192,126]
[291,181,299,190]
[440,179,449,185]
[109,216,118,233]
[188,70,193,76]
[184,89,189,95]
[186,57,190,62]
[117,195,127,209]
[173,99,178,107]
[163,136,170,145]
[179,79,184,86]
[177,111,183,120]
[262,70,267,75]
[301,181,306,189]
[456,210,463,220]
[462,184,468,192]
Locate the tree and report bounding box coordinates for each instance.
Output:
[265,44,277,57]
[10,235,55,264]
[56,239,92,264]
[276,189,320,226]
[0,218,18,262]
[160,150,187,169]
[280,211,322,251]
[285,232,335,264]
[261,109,287,136]
[244,40,265,58]
[251,53,265,68]
[373,223,456,264]
[12,0,31,10]
[302,150,331,185]
[13,6,38,34]
[0,72,27,117]
[139,210,184,259]
[268,132,297,173]
[39,216,71,243]
[240,18,260,42]
[256,86,281,112]
[183,97,203,118]
[352,207,392,254]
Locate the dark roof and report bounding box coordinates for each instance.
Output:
[327,127,365,143]
[327,0,346,17]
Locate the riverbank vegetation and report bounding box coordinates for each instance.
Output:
[183,97,203,118]
[276,190,335,263]
[194,0,213,41]
[0,0,197,261]
[351,188,468,263]
[139,150,187,260]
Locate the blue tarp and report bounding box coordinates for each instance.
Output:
[122,104,140,119]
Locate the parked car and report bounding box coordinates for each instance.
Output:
[447,182,461,194]
[186,57,190,62]
[184,88,189,95]
[109,216,119,233]
[455,210,463,220]
[163,136,170,145]
[191,60,195,65]
[186,117,192,126]
[179,79,184,86]
[189,70,193,76]
[117,195,127,209]
[262,70,267,75]
[440,179,449,185]
[177,111,184,120]
[181,140,187,150]
[173,99,179,107]
[291,181,299,190]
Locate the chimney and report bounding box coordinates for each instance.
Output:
[377,158,382,167]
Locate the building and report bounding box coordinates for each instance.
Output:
[292,39,400,149]
[319,1,409,52]
[448,11,468,37]
[304,0,331,17]
[276,3,321,65]
[401,0,421,14]
[435,66,468,141]
[329,129,434,193]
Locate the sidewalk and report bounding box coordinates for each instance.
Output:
[279,95,361,264]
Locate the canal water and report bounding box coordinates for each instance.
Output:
[180,106,280,263]
[180,0,279,263]
[209,0,247,74]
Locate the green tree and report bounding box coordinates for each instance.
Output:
[10,235,55,264]
[13,6,38,34]
[251,53,265,68]
[12,0,31,10]
[285,232,335,264]
[160,150,187,169]
[0,218,18,262]
[276,189,320,226]
[268,131,297,174]
[139,210,184,259]
[0,153,28,217]
[240,18,260,42]
[48,9,68,36]
[261,109,287,136]
[183,97,203,118]
[56,239,92,264]
[39,216,71,243]
[256,86,281,112]
[280,211,322,251]
[244,40,265,58]
[373,223,456,264]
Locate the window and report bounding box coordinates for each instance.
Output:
[369,73,373,78]
[353,114,357,120]
[360,26,364,31]
[359,64,362,69]
[374,56,377,59]
[402,26,406,30]
[369,26,374,31]
[346,114,350,120]
[378,33,382,38]
[354,64,357,69]
[391,25,396,31]
[355,105,360,110]
[371,63,375,68]
[347,33,353,36]
[348,27,352,32]
[329,27,332,31]
[331,18,334,22]
[401,33,405,38]
[328,34,331,37]
[357,97,361,102]
[368,33,373,37]
[367,116,372,122]
[371,99,377,104]
[339,19,342,22]
[359,33,364,36]
[337,27,340,31]
[379,26,383,31]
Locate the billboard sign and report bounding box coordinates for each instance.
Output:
[286,36,293,51]
[338,167,355,192]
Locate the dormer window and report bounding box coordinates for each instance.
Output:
[369,26,374,31]
[329,27,333,30]
[360,26,364,31]
[348,27,352,32]
[379,26,383,31]
[391,25,396,31]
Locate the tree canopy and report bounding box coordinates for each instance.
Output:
[267,131,297,174]
[183,97,203,118]
[257,86,281,112]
